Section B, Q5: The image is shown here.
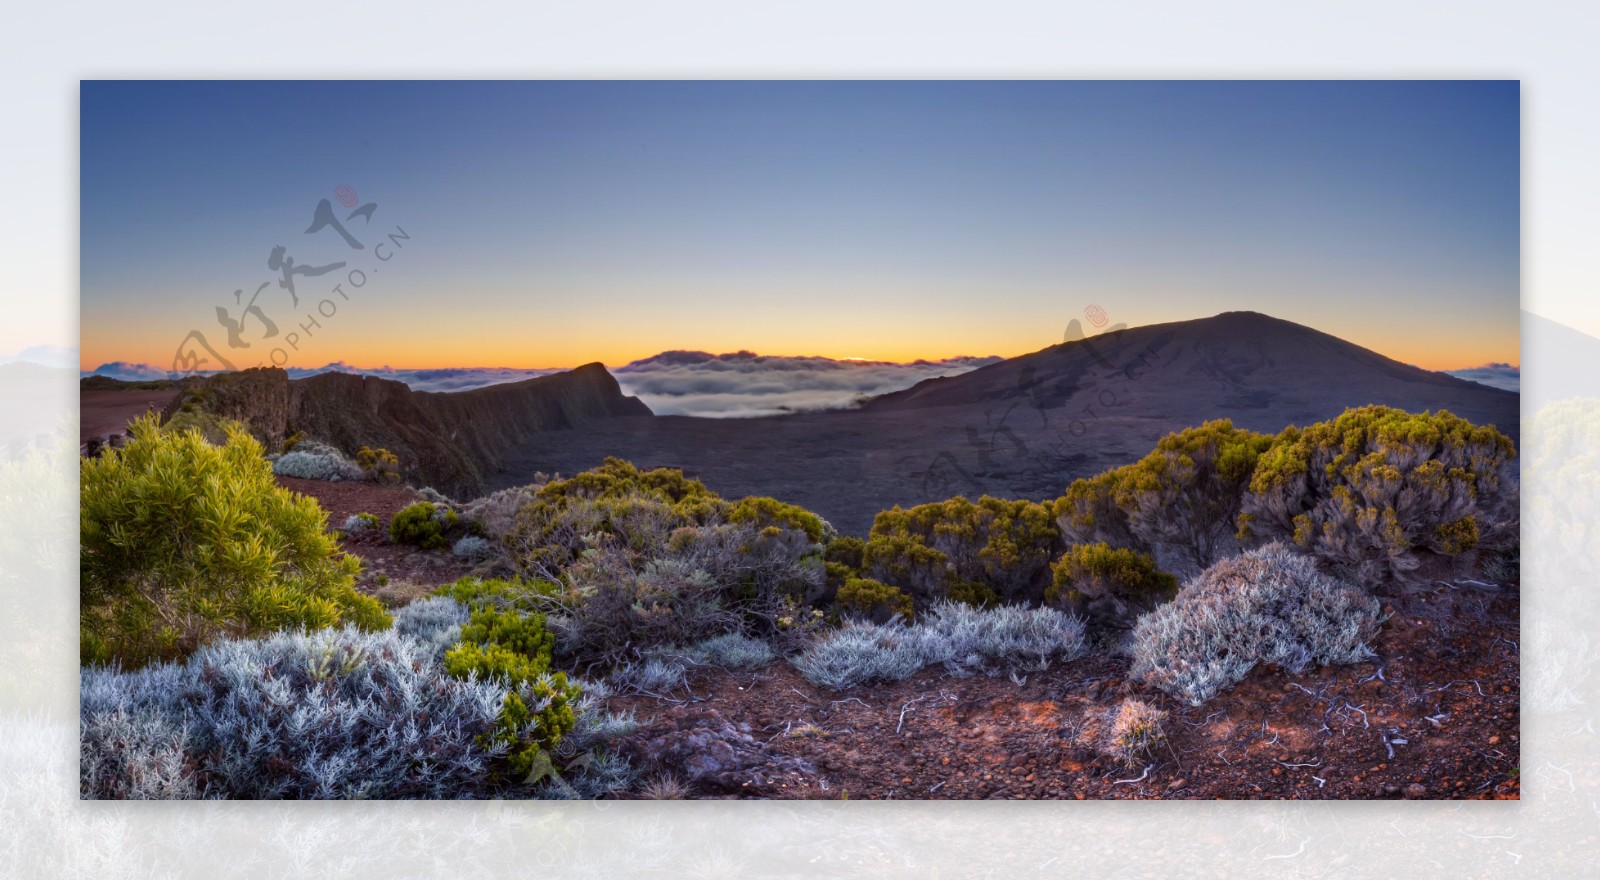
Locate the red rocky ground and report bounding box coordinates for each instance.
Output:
[606,584,1519,801]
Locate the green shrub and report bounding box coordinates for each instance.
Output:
[835,577,914,623]
[824,536,866,570]
[727,495,833,544]
[433,575,560,611]
[1047,542,1177,627]
[80,413,388,667]
[355,445,402,483]
[389,501,457,550]
[1237,406,1517,584]
[444,606,556,683]
[437,580,580,781]
[1055,420,1273,571]
[863,496,1060,606]
[488,679,579,779]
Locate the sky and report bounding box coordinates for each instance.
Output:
[80,80,1519,373]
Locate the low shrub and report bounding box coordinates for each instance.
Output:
[458,482,545,540]
[452,535,494,562]
[503,459,830,664]
[835,577,914,623]
[390,501,460,550]
[432,575,560,611]
[443,605,557,683]
[863,496,1061,606]
[791,621,927,690]
[80,414,388,667]
[80,617,633,799]
[1129,543,1384,706]
[793,602,1088,690]
[434,581,583,782]
[341,512,379,534]
[355,445,402,483]
[1237,406,1518,584]
[392,595,469,655]
[80,626,511,798]
[550,556,741,667]
[680,632,775,669]
[1047,543,1178,628]
[1079,698,1169,768]
[272,441,365,482]
[1055,420,1273,571]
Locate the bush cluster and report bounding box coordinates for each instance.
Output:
[432,577,589,782]
[80,598,634,799]
[1237,406,1518,583]
[1047,542,1177,628]
[1129,543,1383,705]
[81,624,511,798]
[1055,419,1272,572]
[80,414,388,667]
[272,441,366,482]
[835,577,915,623]
[504,458,829,665]
[793,602,1088,690]
[341,512,379,534]
[452,534,494,561]
[355,445,402,483]
[862,496,1060,607]
[389,501,462,550]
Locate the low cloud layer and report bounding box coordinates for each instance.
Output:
[1445,362,1520,393]
[284,363,566,393]
[86,361,562,393]
[612,350,1002,417]
[86,351,1002,414]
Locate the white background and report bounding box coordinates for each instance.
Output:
[3,1,1597,876]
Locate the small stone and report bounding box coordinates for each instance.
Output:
[1404,783,1427,799]
[1489,735,1501,745]
[1168,778,1186,790]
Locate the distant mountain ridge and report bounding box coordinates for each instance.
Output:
[166,364,650,497]
[154,311,1520,533]
[493,311,1520,534]
[862,311,1516,435]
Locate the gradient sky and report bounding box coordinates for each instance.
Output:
[80,80,1519,372]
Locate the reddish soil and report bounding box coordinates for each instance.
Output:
[607,585,1520,801]
[80,388,180,443]
[275,476,476,598]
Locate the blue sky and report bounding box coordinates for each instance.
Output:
[80,80,1519,371]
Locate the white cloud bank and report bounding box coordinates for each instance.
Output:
[611,350,1002,417]
[1445,362,1520,393]
[85,351,1003,416]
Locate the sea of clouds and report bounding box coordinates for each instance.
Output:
[610,350,1002,417]
[83,352,1514,415]
[83,351,1002,417]
[1444,362,1520,393]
